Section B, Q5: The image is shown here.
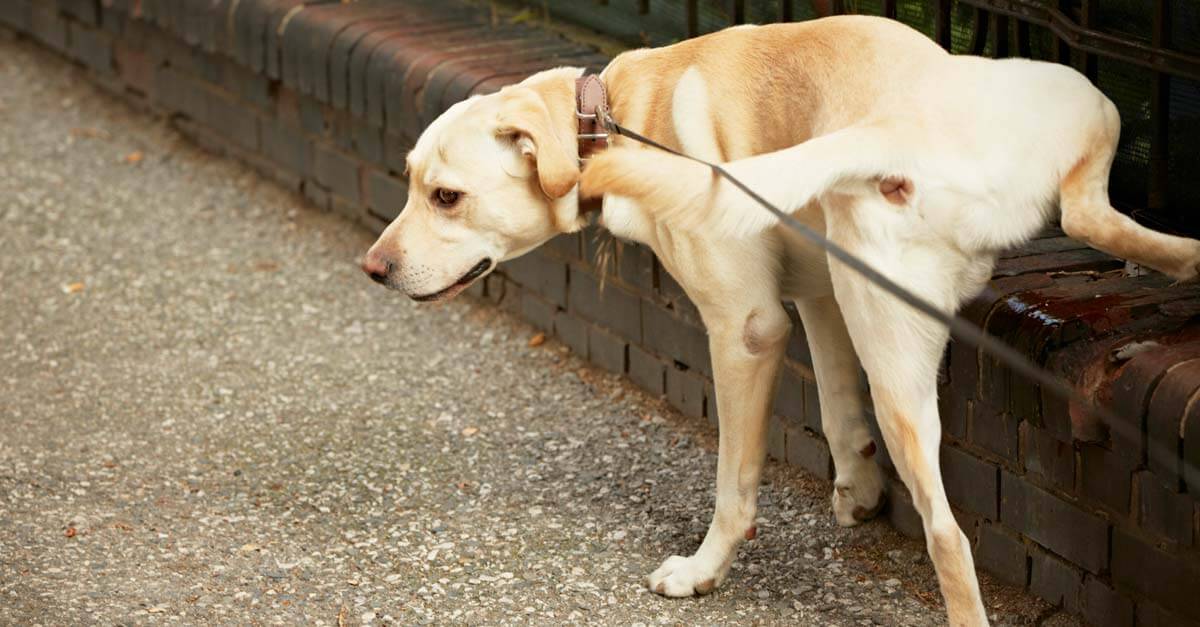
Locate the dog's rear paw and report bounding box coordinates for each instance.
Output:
[832,460,887,527]
[646,555,723,597]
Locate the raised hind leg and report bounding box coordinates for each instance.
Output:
[1060,100,1200,281]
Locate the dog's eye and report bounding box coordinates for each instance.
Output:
[433,188,461,208]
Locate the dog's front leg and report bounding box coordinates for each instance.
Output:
[648,302,790,597]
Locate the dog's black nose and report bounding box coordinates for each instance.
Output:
[361,251,394,285]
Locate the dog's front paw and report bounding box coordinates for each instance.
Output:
[646,554,724,597]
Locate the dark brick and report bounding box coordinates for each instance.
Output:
[1136,601,1192,627]
[113,43,155,96]
[1135,470,1193,545]
[69,22,113,73]
[939,389,969,440]
[552,310,587,358]
[1078,443,1135,515]
[976,523,1027,587]
[546,232,580,260]
[803,379,822,433]
[1081,576,1134,627]
[364,169,407,222]
[639,300,709,375]
[0,1,32,31]
[520,292,555,333]
[30,4,68,53]
[970,403,1020,462]
[704,382,719,429]
[941,445,999,519]
[1109,342,1200,464]
[773,367,806,426]
[1021,421,1075,491]
[299,94,327,136]
[569,268,641,343]
[1185,394,1200,496]
[1029,548,1081,614]
[302,180,331,212]
[503,252,567,308]
[628,345,665,397]
[204,90,259,152]
[1000,471,1109,573]
[221,59,272,110]
[768,415,787,462]
[994,248,1123,277]
[785,323,812,367]
[581,225,617,276]
[1111,527,1200,620]
[617,243,654,292]
[666,365,705,419]
[588,325,627,375]
[311,144,361,203]
[785,425,832,480]
[349,117,384,165]
[887,479,925,540]
[260,119,308,176]
[1145,358,1200,488]
[58,0,99,24]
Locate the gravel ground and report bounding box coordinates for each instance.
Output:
[0,33,1079,626]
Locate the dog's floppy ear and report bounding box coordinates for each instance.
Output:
[495,88,579,199]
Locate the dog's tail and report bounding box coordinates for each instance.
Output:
[579,124,907,239]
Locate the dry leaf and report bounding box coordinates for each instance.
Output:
[146,606,166,614]
[64,526,77,538]
[527,333,546,348]
[63,282,85,294]
[337,603,348,627]
[461,427,479,437]
[240,543,260,552]
[124,151,144,164]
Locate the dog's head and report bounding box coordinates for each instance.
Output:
[362,68,585,301]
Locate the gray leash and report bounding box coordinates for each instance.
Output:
[592,105,1125,428]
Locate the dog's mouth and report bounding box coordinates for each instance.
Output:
[410,258,494,302]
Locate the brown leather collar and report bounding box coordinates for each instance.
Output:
[575,72,609,216]
[575,72,609,162]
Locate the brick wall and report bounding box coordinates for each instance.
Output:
[8,1,1200,624]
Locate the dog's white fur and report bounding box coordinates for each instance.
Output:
[365,16,1200,626]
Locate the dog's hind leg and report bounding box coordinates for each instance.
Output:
[1060,99,1200,281]
[645,264,791,597]
[824,194,989,626]
[795,295,886,526]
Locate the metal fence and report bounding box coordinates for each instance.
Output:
[505,0,1200,237]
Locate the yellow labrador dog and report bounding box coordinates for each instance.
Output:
[362,15,1200,626]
